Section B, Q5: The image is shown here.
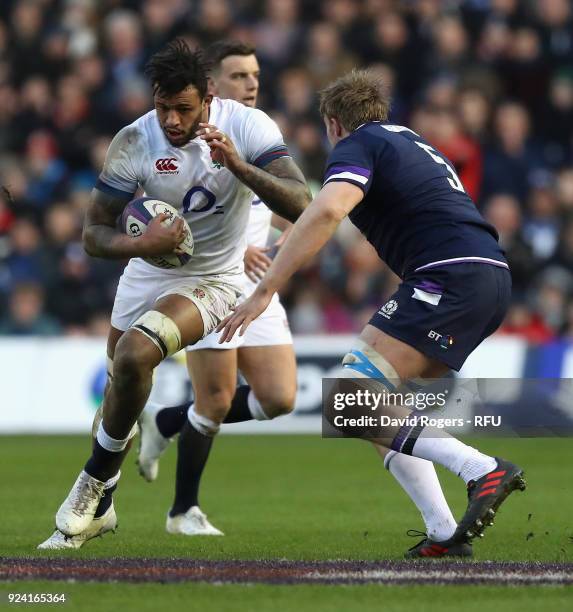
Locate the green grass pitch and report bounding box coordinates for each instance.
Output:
[1,434,572,610]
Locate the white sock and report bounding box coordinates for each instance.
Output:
[410,433,497,484]
[187,405,220,437]
[385,451,457,541]
[247,391,270,421]
[96,423,130,452]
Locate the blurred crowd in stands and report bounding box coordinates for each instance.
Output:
[1,0,573,341]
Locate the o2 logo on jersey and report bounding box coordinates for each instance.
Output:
[155,158,179,174]
[182,186,223,215]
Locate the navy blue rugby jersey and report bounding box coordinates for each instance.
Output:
[323,122,507,278]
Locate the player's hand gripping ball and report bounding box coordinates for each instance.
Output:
[120,197,194,269]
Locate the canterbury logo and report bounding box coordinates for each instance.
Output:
[155,158,179,173]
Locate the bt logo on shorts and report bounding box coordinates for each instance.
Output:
[428,330,454,349]
[378,299,398,319]
[155,158,179,174]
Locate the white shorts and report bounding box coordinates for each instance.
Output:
[111,260,242,339]
[187,292,292,351]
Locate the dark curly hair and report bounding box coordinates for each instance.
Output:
[144,38,211,98]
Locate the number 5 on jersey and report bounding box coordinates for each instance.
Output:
[415,142,465,193]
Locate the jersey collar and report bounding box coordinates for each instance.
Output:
[354,120,382,132]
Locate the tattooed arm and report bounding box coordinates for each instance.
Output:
[232,157,311,223]
[82,189,186,259]
[197,123,311,222]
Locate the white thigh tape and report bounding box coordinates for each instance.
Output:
[131,310,182,359]
[342,341,400,385]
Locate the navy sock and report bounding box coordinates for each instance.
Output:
[94,483,117,518]
[223,386,252,423]
[84,440,127,483]
[390,413,424,455]
[170,420,213,516]
[155,386,254,438]
[155,404,189,438]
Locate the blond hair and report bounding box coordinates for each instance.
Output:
[319,69,390,132]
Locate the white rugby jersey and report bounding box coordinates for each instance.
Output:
[246,197,272,249]
[96,97,289,276]
[242,196,274,296]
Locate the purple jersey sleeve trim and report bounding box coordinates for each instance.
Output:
[325,164,371,180]
[95,178,135,201]
[253,146,290,168]
[323,177,369,193]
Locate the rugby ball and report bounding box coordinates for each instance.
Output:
[120,197,194,269]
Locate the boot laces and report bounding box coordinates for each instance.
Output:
[70,475,103,517]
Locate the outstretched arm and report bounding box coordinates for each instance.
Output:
[217,181,364,341]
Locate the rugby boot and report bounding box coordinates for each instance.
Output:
[454,457,526,542]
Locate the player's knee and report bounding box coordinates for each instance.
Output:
[188,405,220,437]
[257,387,296,418]
[113,332,158,385]
[130,310,182,360]
[323,343,401,438]
[197,388,234,424]
[341,342,400,385]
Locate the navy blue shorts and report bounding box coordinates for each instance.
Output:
[369,263,512,371]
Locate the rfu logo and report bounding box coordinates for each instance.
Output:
[379,299,398,319]
[155,158,179,174]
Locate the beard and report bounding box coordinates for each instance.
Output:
[163,126,193,147]
[161,115,204,147]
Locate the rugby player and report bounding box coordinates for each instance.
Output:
[38,38,311,548]
[136,41,298,536]
[219,70,526,553]
[135,43,465,554]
